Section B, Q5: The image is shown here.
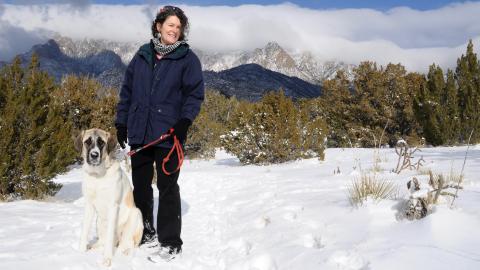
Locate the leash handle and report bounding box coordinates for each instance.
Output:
[127,129,173,157]
[162,135,184,176]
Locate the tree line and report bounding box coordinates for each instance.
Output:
[0,41,479,200]
[319,40,480,147]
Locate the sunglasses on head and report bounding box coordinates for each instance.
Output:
[160,5,182,13]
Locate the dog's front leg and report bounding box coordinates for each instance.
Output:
[79,202,95,252]
[103,203,120,267]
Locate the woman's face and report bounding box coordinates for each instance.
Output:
[156,15,181,45]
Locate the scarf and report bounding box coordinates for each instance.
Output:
[151,34,186,56]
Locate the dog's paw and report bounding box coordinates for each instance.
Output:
[89,240,103,250]
[122,248,131,256]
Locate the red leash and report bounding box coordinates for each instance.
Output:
[127,128,184,175]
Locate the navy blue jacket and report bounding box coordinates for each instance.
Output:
[115,42,204,147]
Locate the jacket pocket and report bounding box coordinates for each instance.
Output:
[151,104,179,128]
[127,103,139,139]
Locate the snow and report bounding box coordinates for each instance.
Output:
[1,146,480,269]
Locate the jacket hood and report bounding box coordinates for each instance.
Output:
[137,41,190,68]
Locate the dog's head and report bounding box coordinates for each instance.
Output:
[407,177,420,193]
[74,129,117,174]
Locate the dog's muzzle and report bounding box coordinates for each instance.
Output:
[87,150,101,166]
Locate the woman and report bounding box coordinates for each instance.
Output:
[115,6,204,262]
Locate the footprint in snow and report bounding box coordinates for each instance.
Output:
[303,233,324,249]
[254,216,271,228]
[227,238,252,256]
[283,205,304,221]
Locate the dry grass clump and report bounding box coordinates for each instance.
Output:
[348,173,398,206]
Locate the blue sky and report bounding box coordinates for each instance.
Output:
[3,0,476,11]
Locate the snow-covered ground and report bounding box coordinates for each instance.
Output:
[1,147,480,270]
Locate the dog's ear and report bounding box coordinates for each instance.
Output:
[107,132,118,154]
[407,177,420,192]
[73,130,84,152]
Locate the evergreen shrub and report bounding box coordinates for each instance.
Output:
[186,90,237,159]
[0,55,118,200]
[221,91,328,164]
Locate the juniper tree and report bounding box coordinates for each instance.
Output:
[90,87,118,131]
[405,72,426,145]
[0,57,23,198]
[441,69,460,144]
[350,61,387,147]
[53,75,98,130]
[383,63,418,146]
[423,64,445,145]
[319,70,353,147]
[0,54,65,199]
[186,90,236,158]
[35,102,77,181]
[222,91,327,164]
[297,99,328,160]
[221,100,257,163]
[456,40,480,143]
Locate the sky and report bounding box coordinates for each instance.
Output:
[3,0,473,10]
[1,0,480,72]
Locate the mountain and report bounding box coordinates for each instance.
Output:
[17,39,126,90]
[204,63,322,101]
[9,36,348,100]
[54,35,140,67]
[52,36,347,85]
[196,42,355,84]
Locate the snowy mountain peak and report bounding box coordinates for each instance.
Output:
[198,41,354,84]
[54,35,140,65]
[265,41,282,51]
[51,35,353,84]
[19,35,355,90]
[251,41,297,71]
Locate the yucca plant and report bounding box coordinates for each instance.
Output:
[348,173,398,206]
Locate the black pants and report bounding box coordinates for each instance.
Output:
[131,145,183,249]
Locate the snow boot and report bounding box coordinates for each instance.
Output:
[140,220,159,249]
[148,246,182,263]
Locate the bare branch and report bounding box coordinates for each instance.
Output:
[451,128,474,207]
[394,140,424,174]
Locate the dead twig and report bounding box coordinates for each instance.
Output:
[450,128,474,207]
[394,140,424,174]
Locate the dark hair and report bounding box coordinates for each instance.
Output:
[151,6,189,41]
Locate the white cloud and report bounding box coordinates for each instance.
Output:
[1,2,479,72]
[0,20,50,60]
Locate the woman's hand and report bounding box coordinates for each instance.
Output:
[170,118,192,143]
[116,125,128,149]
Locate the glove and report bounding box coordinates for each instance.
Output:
[170,118,192,144]
[116,125,128,149]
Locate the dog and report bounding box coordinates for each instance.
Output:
[405,177,428,220]
[74,128,143,266]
